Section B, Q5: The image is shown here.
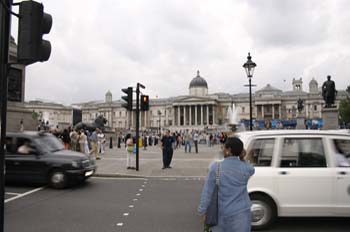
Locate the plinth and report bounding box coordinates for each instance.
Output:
[296,117,306,129]
[322,107,339,130]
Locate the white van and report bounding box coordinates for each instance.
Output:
[236,130,350,230]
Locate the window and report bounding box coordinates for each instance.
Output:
[242,107,245,113]
[280,138,326,168]
[333,139,350,167]
[314,105,317,111]
[247,139,275,166]
[5,137,15,154]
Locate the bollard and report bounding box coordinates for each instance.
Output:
[109,137,113,149]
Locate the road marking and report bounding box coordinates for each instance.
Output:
[133,198,138,201]
[139,189,143,191]
[92,177,145,180]
[5,192,20,196]
[116,223,123,226]
[136,193,141,196]
[123,213,129,216]
[128,205,134,208]
[5,187,45,203]
[141,185,145,187]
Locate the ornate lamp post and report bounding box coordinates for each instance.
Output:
[243,52,257,131]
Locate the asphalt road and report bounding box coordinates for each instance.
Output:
[4,178,350,232]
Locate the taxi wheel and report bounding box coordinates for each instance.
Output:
[250,194,277,230]
[49,170,67,189]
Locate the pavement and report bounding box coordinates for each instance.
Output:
[93,143,223,178]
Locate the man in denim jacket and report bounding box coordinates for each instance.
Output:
[198,137,255,232]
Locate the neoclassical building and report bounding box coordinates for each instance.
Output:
[77,71,348,131]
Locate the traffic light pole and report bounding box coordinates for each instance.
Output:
[135,83,145,171]
[0,1,12,231]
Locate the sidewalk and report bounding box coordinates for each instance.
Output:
[93,143,223,178]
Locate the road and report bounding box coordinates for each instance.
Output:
[4,178,350,232]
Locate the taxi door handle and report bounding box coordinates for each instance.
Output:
[338,171,347,175]
[279,171,288,175]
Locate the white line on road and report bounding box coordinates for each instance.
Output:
[116,223,123,226]
[123,213,129,216]
[5,192,20,196]
[136,193,141,196]
[128,205,134,208]
[5,187,45,203]
[92,177,145,180]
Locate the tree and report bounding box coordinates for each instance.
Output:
[339,99,350,125]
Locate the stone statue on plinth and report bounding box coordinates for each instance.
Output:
[322,75,337,108]
[297,98,304,113]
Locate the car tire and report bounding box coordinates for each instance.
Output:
[49,170,67,189]
[250,194,277,230]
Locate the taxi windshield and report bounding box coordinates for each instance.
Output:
[34,135,65,153]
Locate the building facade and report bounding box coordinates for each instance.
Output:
[76,71,348,131]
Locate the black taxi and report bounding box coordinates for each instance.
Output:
[5,131,96,188]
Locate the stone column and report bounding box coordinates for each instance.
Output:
[206,105,209,125]
[195,105,198,126]
[189,105,192,126]
[201,105,204,125]
[272,104,275,119]
[261,105,264,120]
[184,105,187,126]
[212,105,215,125]
[178,106,181,126]
[279,105,282,120]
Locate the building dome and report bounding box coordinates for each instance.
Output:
[189,70,208,89]
[105,90,112,103]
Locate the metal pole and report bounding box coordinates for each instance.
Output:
[135,84,140,171]
[0,1,12,231]
[249,78,253,131]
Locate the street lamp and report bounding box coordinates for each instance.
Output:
[157,110,161,133]
[243,52,257,131]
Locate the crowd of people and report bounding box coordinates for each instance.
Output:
[39,126,106,160]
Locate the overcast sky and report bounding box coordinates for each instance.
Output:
[11,0,350,104]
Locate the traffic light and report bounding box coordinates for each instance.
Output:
[140,95,149,111]
[17,1,53,65]
[121,87,133,111]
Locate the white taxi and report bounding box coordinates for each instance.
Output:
[236,130,350,230]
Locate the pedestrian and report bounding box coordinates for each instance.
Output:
[78,130,88,154]
[184,129,192,153]
[90,128,100,160]
[198,137,255,232]
[193,130,199,153]
[125,133,135,169]
[61,128,71,150]
[161,129,174,169]
[70,129,79,151]
[97,130,106,155]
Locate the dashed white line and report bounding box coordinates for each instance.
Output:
[136,193,141,196]
[139,189,143,191]
[116,223,123,226]
[133,198,138,201]
[123,213,129,216]
[5,187,45,203]
[128,205,134,208]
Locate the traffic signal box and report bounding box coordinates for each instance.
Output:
[121,87,133,111]
[140,95,149,111]
[17,0,52,65]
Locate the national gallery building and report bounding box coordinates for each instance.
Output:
[76,71,348,131]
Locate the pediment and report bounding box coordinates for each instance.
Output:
[173,95,217,104]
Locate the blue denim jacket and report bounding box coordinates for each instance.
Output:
[198,156,255,218]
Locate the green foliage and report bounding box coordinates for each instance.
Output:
[339,99,350,124]
[32,111,40,121]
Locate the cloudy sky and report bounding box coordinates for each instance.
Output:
[11,0,350,104]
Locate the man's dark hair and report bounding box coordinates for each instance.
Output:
[224,137,244,157]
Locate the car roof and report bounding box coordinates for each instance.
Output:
[6,131,51,139]
[236,129,350,142]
